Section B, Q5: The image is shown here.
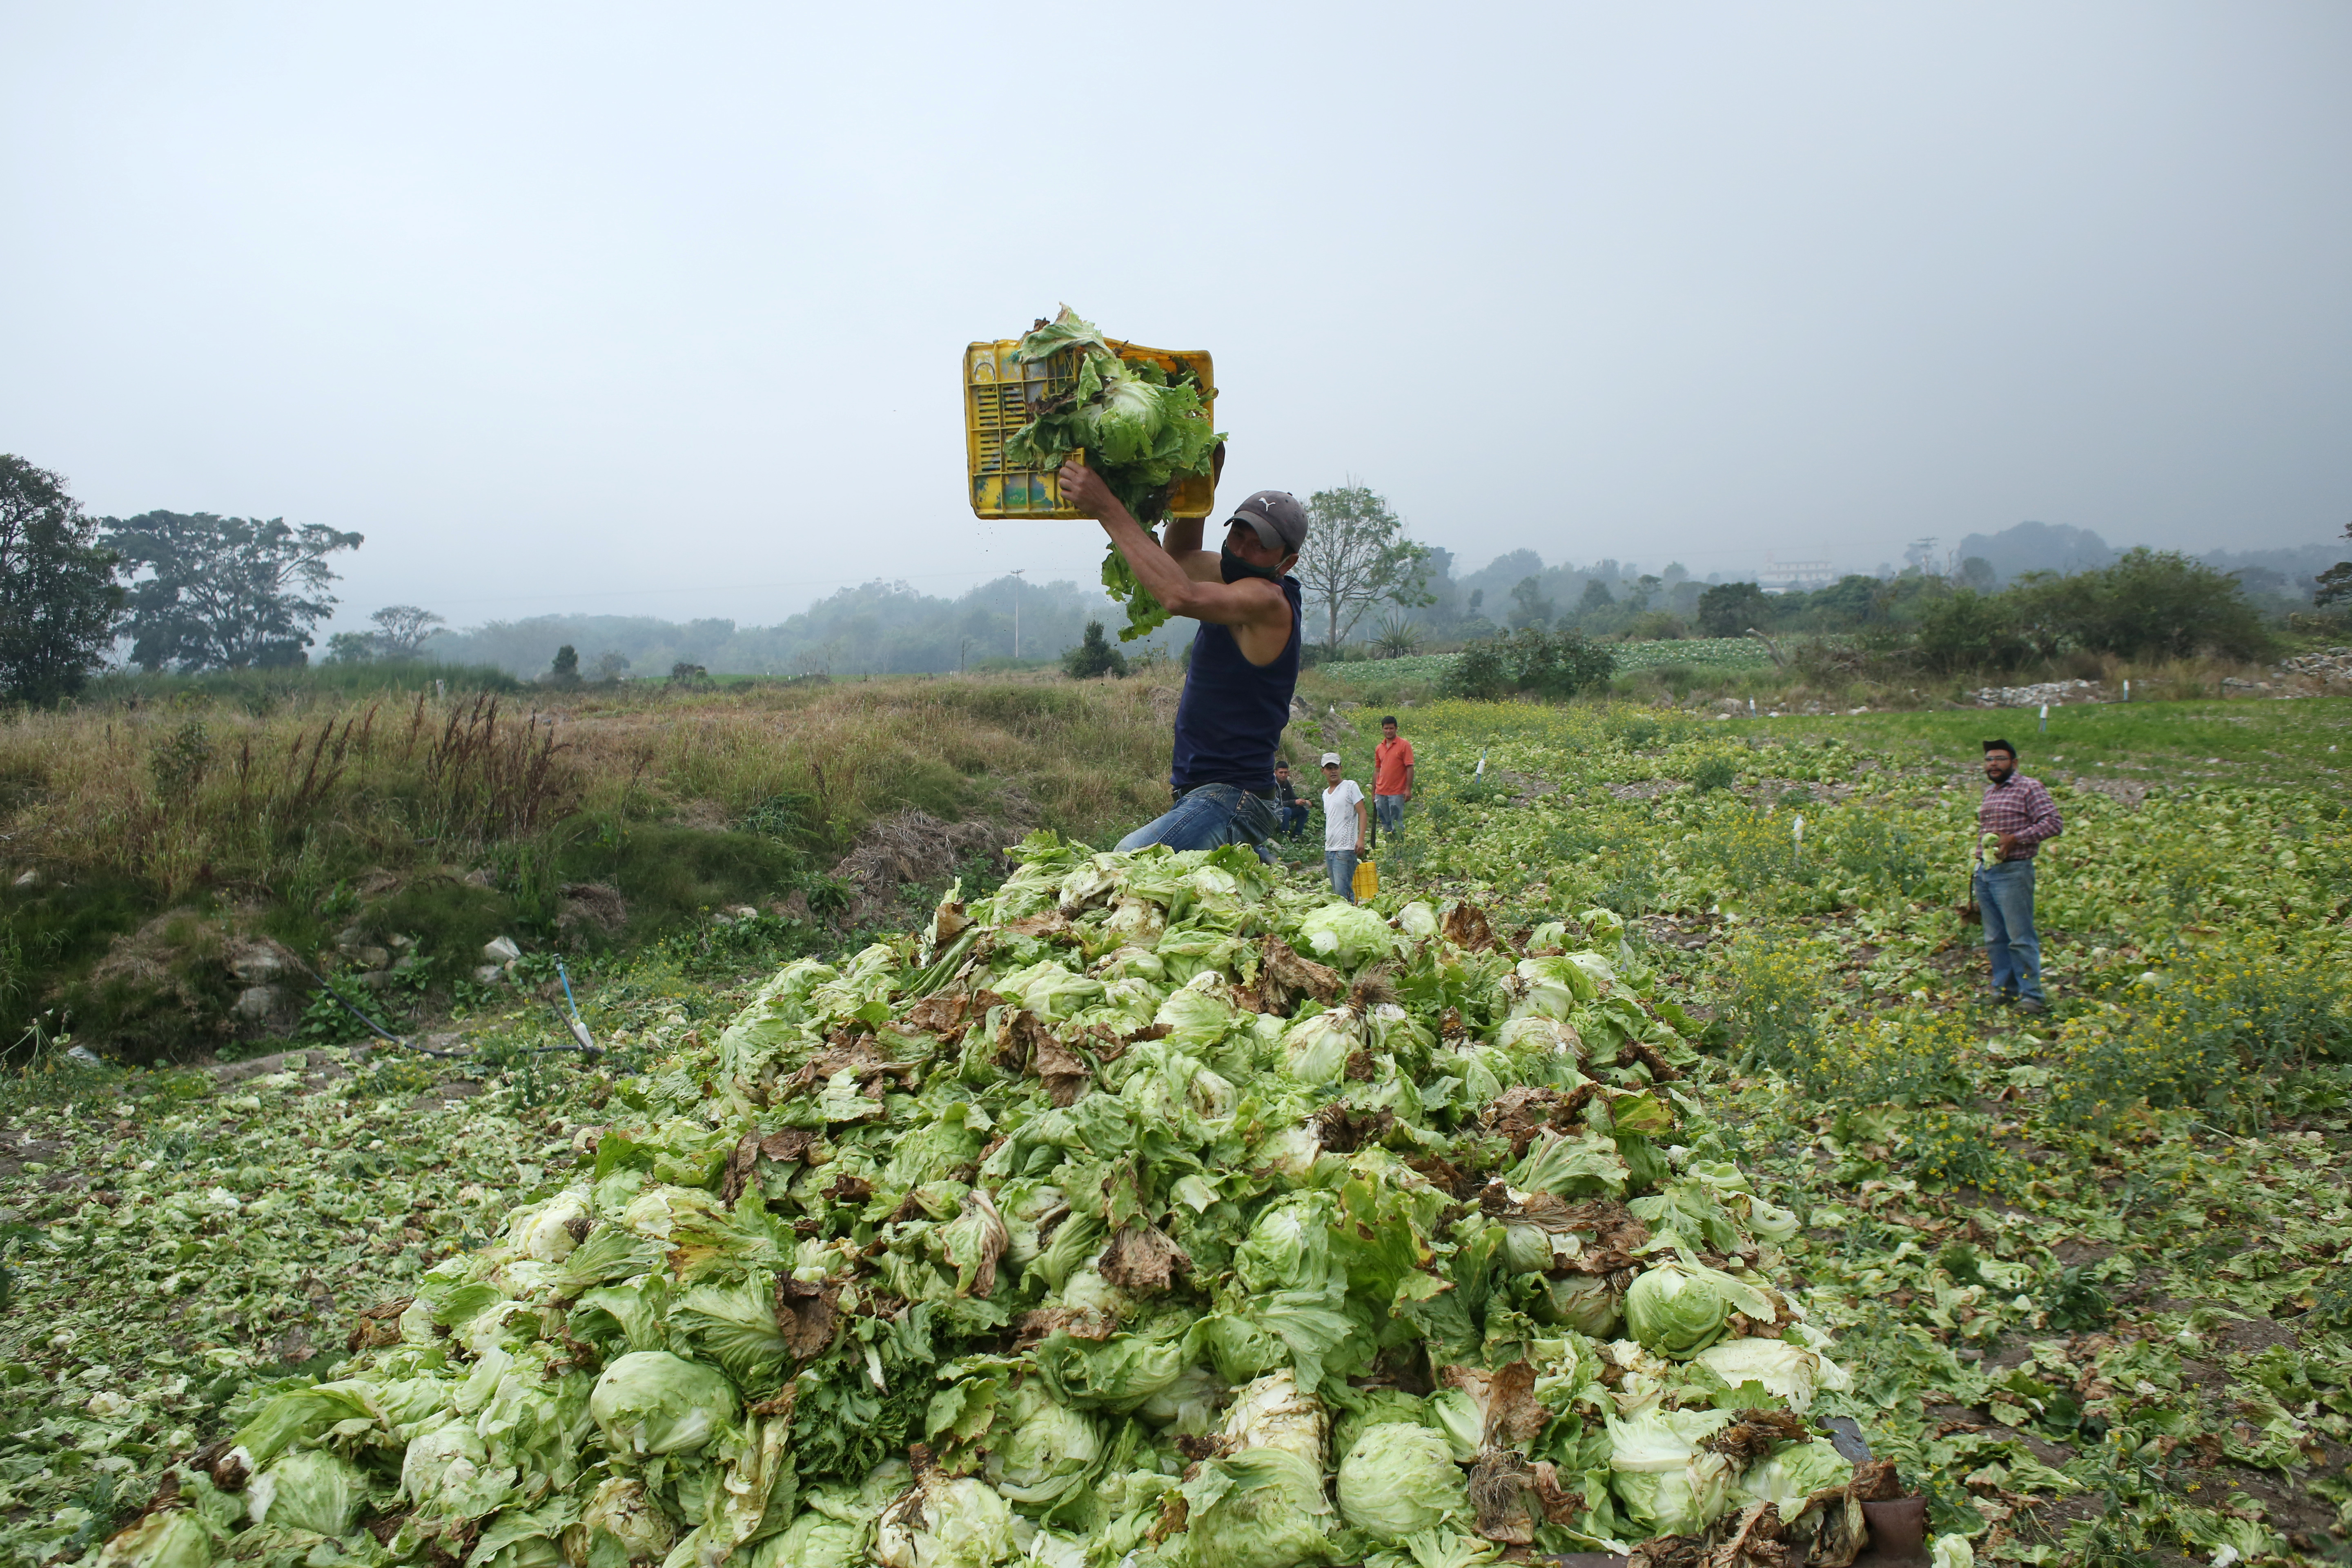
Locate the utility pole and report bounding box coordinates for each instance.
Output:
[1011,570,1025,660]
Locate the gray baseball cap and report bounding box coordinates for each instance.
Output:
[1230,490,1308,554]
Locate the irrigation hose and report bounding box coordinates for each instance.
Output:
[287,955,461,1059]
[288,953,600,1061]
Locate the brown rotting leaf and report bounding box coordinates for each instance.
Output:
[1440,900,1499,951]
[1098,1224,1191,1294]
[773,1277,842,1359]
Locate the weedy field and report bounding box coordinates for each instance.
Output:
[0,697,2344,1567]
[0,676,1176,1059]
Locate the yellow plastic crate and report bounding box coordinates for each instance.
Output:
[964,336,1217,520]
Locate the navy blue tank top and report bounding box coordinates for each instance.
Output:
[1169,576,1303,793]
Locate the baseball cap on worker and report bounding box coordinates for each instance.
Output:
[1320,753,1342,767]
[1230,490,1309,554]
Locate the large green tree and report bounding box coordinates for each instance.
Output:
[1293,484,1431,651]
[104,512,363,671]
[0,457,125,704]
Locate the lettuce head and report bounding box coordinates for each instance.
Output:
[246,1449,364,1538]
[1336,1423,1469,1544]
[873,1472,1018,1568]
[984,1385,1102,1510]
[1606,1406,1736,1537]
[1178,1448,1335,1568]
[95,1509,220,1568]
[1220,1372,1326,1467]
[1732,1439,1853,1514]
[1296,904,1399,970]
[1281,1009,1361,1086]
[1622,1260,1774,1359]
[588,1351,737,1456]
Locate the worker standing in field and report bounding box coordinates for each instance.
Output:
[1058,461,1307,851]
[1319,753,1369,901]
[1975,738,2063,1013]
[1372,714,1414,833]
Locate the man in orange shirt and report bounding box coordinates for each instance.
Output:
[1372,715,1415,833]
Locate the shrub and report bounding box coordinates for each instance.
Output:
[1689,751,1738,793]
[1695,582,1773,638]
[2011,548,2272,661]
[1442,639,1510,700]
[1912,589,2031,675]
[1439,627,1614,701]
[1061,621,1129,679]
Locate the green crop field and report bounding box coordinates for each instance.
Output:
[2,696,2345,1567]
[1313,639,1775,688]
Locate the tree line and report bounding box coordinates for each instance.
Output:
[5,449,2343,703]
[1690,543,2339,670]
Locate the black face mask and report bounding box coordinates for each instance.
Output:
[1221,546,1283,585]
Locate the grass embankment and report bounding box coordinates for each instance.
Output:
[0,674,1177,1059]
[0,697,2345,1563]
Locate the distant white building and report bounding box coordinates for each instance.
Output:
[1758,555,1836,592]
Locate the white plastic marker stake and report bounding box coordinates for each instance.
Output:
[2039,702,2049,734]
[2123,679,2131,703]
[1475,748,1486,777]
[1748,698,1756,716]
[1793,814,1804,859]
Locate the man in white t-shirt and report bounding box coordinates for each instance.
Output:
[1318,752,1368,903]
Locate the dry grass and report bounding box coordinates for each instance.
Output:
[0,674,1179,902]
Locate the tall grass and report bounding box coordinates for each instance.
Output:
[0,672,1183,1056]
[0,675,1178,902]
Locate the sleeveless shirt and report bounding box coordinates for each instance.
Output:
[1168,576,1303,793]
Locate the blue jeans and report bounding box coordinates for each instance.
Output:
[1325,849,1360,902]
[1974,859,2045,1004]
[1375,794,1405,833]
[1277,803,1310,839]
[1118,783,1281,853]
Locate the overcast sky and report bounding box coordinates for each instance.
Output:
[5,2,2347,634]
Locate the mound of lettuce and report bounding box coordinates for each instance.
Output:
[102,837,1886,1568]
[999,307,1224,641]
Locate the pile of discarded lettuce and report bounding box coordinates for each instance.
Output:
[104,836,1903,1568]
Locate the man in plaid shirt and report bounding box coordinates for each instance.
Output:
[1975,738,2063,1012]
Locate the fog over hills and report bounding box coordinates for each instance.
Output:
[414,521,2349,679]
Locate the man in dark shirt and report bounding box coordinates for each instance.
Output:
[1272,762,1310,840]
[1058,461,1307,852]
[1975,739,2064,1012]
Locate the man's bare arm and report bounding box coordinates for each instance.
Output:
[1060,463,1285,631]
[1156,442,1227,581]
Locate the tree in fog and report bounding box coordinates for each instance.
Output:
[0,456,124,704]
[370,605,445,658]
[105,511,363,671]
[1294,483,1430,651]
